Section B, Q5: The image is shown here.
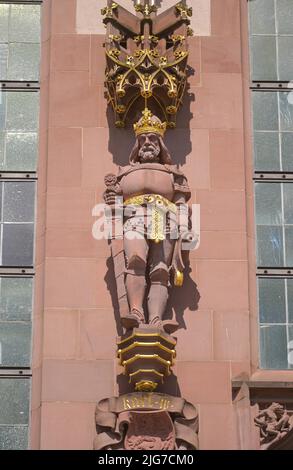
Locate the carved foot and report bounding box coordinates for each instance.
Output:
[121,309,145,330]
[149,316,179,334]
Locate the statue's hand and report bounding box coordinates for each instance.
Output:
[104,173,122,205]
[103,189,119,206]
[180,230,199,251]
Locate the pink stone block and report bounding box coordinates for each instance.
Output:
[31,367,42,411]
[46,187,95,229]
[51,0,76,35]
[191,230,247,261]
[43,310,79,359]
[47,127,82,187]
[42,359,115,402]
[189,74,243,130]
[177,361,231,404]
[94,258,116,309]
[35,191,47,239]
[251,370,293,383]
[209,130,245,190]
[202,36,241,74]
[164,128,210,190]
[176,311,213,361]
[51,34,90,71]
[49,71,99,127]
[41,0,52,42]
[230,361,251,381]
[30,407,41,450]
[196,189,246,231]
[199,404,239,449]
[79,309,117,360]
[40,39,50,80]
[34,264,45,318]
[45,259,98,308]
[90,35,108,85]
[31,316,43,369]
[196,260,249,311]
[81,127,120,189]
[46,228,109,259]
[186,37,202,87]
[213,311,250,361]
[211,0,241,37]
[35,233,46,268]
[41,402,96,450]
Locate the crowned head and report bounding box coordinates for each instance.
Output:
[130,109,171,165]
[133,108,167,138]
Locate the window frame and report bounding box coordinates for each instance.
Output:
[249,0,293,370]
[0,0,42,450]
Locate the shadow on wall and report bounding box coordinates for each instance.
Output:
[104,255,124,337]
[166,258,200,330]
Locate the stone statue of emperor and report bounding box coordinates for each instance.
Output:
[104,109,193,332]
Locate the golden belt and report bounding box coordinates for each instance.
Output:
[124,194,177,213]
[124,194,177,243]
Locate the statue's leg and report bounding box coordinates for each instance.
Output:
[147,238,175,325]
[124,233,149,328]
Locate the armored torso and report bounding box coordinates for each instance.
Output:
[120,165,174,201]
[118,163,190,202]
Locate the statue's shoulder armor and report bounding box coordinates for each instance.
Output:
[166,164,187,179]
[117,164,135,179]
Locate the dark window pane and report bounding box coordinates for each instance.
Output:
[0,277,33,321]
[284,184,293,224]
[7,43,40,81]
[254,132,280,171]
[278,37,293,81]
[0,91,39,170]
[260,325,288,369]
[282,132,293,171]
[249,0,276,34]
[255,183,282,225]
[253,92,279,131]
[276,0,293,34]
[250,36,277,81]
[2,224,34,267]
[6,92,39,132]
[0,5,9,43]
[258,278,286,323]
[0,379,30,425]
[288,279,293,323]
[0,92,6,130]
[5,132,38,171]
[256,225,284,267]
[285,227,293,267]
[0,131,5,169]
[279,92,293,132]
[0,322,31,367]
[3,182,35,222]
[9,5,40,43]
[0,182,2,220]
[0,43,8,80]
[289,325,293,369]
[0,426,28,450]
[0,5,40,81]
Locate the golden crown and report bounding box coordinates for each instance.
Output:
[133,108,167,137]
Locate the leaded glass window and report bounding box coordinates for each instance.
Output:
[0,0,41,450]
[249,0,293,370]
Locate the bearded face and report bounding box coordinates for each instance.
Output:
[138,133,161,163]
